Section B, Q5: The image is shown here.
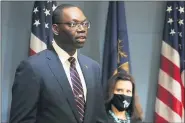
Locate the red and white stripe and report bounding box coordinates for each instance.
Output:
[155,41,184,122]
[29,33,47,56]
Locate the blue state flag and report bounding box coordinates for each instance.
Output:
[102,2,143,120]
[102,1,131,89]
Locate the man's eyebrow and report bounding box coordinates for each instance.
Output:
[71,19,87,22]
[116,88,123,90]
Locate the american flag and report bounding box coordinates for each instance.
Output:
[29,1,57,56]
[155,1,184,122]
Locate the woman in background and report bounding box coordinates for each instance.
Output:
[105,72,143,123]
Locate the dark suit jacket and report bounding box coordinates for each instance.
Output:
[9,49,107,123]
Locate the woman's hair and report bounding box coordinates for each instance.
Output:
[105,71,139,119]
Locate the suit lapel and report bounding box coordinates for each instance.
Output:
[78,54,95,122]
[45,49,81,123]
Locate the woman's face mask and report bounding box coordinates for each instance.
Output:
[111,94,132,111]
[111,80,133,111]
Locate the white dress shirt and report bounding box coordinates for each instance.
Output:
[52,41,87,101]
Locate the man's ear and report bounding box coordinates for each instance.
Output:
[52,24,59,35]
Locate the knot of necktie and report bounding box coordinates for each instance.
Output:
[68,57,76,65]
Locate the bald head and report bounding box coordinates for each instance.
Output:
[52,4,84,24]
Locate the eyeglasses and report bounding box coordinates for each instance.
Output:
[56,21,90,29]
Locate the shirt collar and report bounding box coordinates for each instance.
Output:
[52,41,78,64]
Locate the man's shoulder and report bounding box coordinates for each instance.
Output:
[27,50,48,62]
[79,54,100,66]
[18,49,50,69]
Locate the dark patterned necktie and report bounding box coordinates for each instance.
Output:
[68,57,85,122]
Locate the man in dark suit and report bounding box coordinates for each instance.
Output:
[9,4,107,123]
